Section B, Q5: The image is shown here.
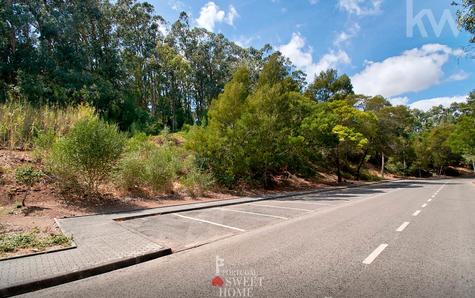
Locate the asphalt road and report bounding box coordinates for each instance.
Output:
[21,178,475,298]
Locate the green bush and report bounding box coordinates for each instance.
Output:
[32,130,57,161]
[48,117,125,193]
[116,134,214,196]
[146,145,180,193]
[179,156,215,197]
[15,166,42,186]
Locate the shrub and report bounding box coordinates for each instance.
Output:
[179,156,215,197]
[48,117,125,193]
[146,145,180,193]
[32,130,57,161]
[15,166,42,187]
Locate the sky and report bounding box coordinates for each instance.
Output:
[148,0,475,111]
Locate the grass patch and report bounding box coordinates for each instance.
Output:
[0,228,71,257]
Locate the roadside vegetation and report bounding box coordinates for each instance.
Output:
[0,226,70,257]
[0,0,474,256]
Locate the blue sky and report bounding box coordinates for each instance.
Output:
[149,0,475,110]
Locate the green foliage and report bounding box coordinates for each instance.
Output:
[116,133,213,195]
[15,166,42,187]
[0,230,70,255]
[190,59,316,187]
[48,117,125,193]
[304,69,354,102]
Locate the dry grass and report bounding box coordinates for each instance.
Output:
[0,102,95,150]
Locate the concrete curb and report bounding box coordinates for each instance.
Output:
[0,247,172,298]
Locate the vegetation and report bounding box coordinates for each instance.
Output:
[15,165,42,206]
[0,228,70,256]
[0,0,474,197]
[47,117,126,193]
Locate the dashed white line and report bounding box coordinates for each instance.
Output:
[412,210,421,216]
[217,208,289,220]
[173,213,245,232]
[363,244,388,265]
[428,199,432,202]
[396,222,410,232]
[248,203,312,212]
[421,203,428,208]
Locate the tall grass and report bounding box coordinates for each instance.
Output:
[0,102,94,150]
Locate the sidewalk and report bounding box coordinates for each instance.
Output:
[0,182,388,297]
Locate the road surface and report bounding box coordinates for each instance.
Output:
[21,178,475,298]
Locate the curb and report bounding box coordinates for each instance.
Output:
[0,247,172,298]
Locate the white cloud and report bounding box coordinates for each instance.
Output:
[352,44,464,98]
[338,0,383,16]
[278,32,351,81]
[169,0,185,11]
[409,96,468,111]
[334,23,360,47]
[226,5,239,26]
[196,2,239,32]
[447,70,470,82]
[388,96,409,106]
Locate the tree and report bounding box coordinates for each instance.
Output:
[456,0,475,43]
[304,69,353,102]
[449,115,475,172]
[302,100,376,183]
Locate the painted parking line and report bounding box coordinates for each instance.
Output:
[277,201,334,206]
[173,213,245,232]
[396,222,410,232]
[412,210,421,216]
[421,203,428,208]
[363,244,388,265]
[248,203,312,212]
[217,208,289,220]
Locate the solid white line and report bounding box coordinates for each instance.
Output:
[248,203,312,212]
[173,213,245,232]
[217,208,289,220]
[363,244,388,265]
[422,203,428,208]
[396,222,410,232]
[413,210,421,216]
[280,201,334,206]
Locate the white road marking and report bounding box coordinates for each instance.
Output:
[248,203,312,212]
[432,195,436,198]
[217,208,289,220]
[278,201,334,206]
[173,213,245,232]
[413,210,421,216]
[428,199,432,202]
[422,203,428,208]
[363,244,389,265]
[396,222,410,232]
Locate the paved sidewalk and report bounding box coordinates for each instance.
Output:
[0,182,387,296]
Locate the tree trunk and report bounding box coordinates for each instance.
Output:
[336,146,342,183]
[472,160,475,174]
[356,148,369,181]
[380,152,385,178]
